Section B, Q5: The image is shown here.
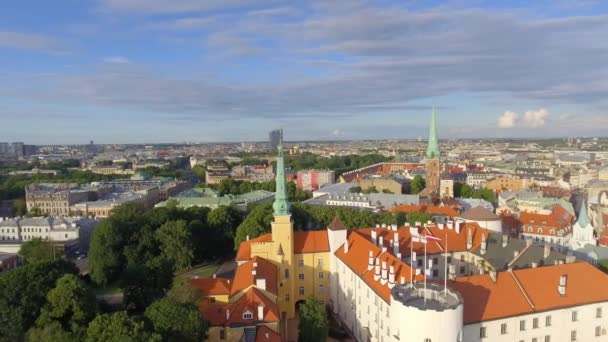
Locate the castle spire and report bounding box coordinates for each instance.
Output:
[426,105,440,159]
[273,138,290,216]
[576,199,590,228]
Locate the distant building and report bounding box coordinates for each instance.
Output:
[155,188,275,211]
[25,183,96,216]
[304,193,419,211]
[268,129,282,152]
[358,175,405,194]
[486,176,530,192]
[296,170,335,191]
[519,205,574,250]
[205,160,231,185]
[599,166,608,181]
[420,107,441,197]
[0,253,19,272]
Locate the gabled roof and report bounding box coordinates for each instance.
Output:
[190,278,231,296]
[294,230,330,254]
[200,287,279,327]
[519,205,574,236]
[236,234,272,261]
[327,216,348,231]
[460,207,500,221]
[391,204,458,218]
[231,257,278,296]
[255,325,281,342]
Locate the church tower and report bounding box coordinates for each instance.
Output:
[270,141,297,319]
[425,106,441,197]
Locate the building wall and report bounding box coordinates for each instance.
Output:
[463,303,608,342]
[359,178,403,194]
[207,322,279,342]
[426,159,441,195]
[293,252,331,304]
[486,177,529,192]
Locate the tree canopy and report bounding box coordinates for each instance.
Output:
[19,238,59,264]
[410,175,426,194]
[298,296,329,342]
[144,297,207,342]
[85,311,160,342]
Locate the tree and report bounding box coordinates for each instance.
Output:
[298,296,328,342]
[348,186,362,193]
[26,321,78,342]
[191,165,206,182]
[0,260,78,341]
[156,220,193,270]
[19,238,58,264]
[26,206,45,217]
[14,198,27,216]
[234,202,274,247]
[144,297,207,341]
[33,274,96,339]
[122,256,174,313]
[88,220,125,285]
[410,175,426,194]
[381,188,394,194]
[85,311,160,342]
[406,212,433,226]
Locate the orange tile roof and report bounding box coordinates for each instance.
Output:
[294,230,330,254]
[255,325,281,342]
[519,205,573,236]
[231,257,278,296]
[190,278,231,297]
[450,262,608,324]
[391,204,459,218]
[200,287,279,327]
[236,234,272,261]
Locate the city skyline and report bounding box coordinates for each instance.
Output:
[1,0,608,144]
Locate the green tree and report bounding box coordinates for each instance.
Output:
[349,186,362,193]
[191,165,206,181]
[26,321,78,342]
[14,198,27,216]
[156,220,193,270]
[406,212,433,226]
[298,296,328,342]
[85,311,159,342]
[381,188,394,194]
[234,202,274,248]
[144,297,207,341]
[122,256,174,313]
[88,220,125,285]
[33,274,96,338]
[410,175,426,194]
[19,238,58,264]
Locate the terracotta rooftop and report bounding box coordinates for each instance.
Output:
[294,230,330,254]
[255,325,281,342]
[190,278,230,297]
[231,256,278,296]
[519,205,574,236]
[450,262,608,324]
[460,206,500,221]
[236,234,272,261]
[327,216,348,231]
[391,204,459,218]
[200,287,279,327]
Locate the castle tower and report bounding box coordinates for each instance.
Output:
[425,106,441,197]
[270,141,297,319]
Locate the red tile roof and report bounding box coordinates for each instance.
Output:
[391,204,459,218]
[450,262,608,324]
[200,287,279,327]
[255,325,281,342]
[236,234,272,261]
[519,205,573,236]
[294,230,330,254]
[190,278,230,297]
[231,257,277,296]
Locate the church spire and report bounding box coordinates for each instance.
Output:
[273,138,290,216]
[577,199,590,228]
[426,105,440,159]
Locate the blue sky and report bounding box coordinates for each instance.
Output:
[0,0,607,144]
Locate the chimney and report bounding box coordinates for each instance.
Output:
[415,221,421,227]
[379,236,384,249]
[466,228,473,249]
[382,223,387,228]
[381,261,388,285]
[531,261,538,268]
[396,252,402,260]
[526,238,533,247]
[502,234,509,248]
[246,235,250,241]
[258,305,264,320]
[252,270,257,277]
[253,262,258,269]
[343,242,349,254]
[489,270,497,283]
[438,223,444,230]
[374,263,381,281]
[455,220,461,234]
[558,275,567,296]
[371,230,378,245]
[226,309,230,321]
[393,233,399,254]
[368,250,374,271]
[392,224,398,231]
[256,278,267,291]
[544,244,551,259]
[400,276,405,285]
[213,274,217,279]
[480,234,487,255]
[388,265,396,288]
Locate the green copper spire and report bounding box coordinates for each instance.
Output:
[273,142,290,216]
[577,199,590,228]
[426,105,440,159]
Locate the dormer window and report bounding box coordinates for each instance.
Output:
[537,228,543,234]
[542,221,547,225]
[243,311,253,320]
[530,220,535,224]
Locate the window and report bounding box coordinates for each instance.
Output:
[243,311,253,320]
[433,257,438,265]
[545,336,551,342]
[571,330,577,341]
[596,326,602,337]
[532,338,537,342]
[546,315,552,327]
[299,287,304,295]
[460,266,466,274]
[501,323,507,335]
[220,329,226,340]
[572,311,578,322]
[597,307,603,318]
[480,327,486,338]
[285,294,290,301]
[318,272,324,279]
[533,317,539,329]
[298,273,304,280]
[432,269,439,277]
[425,339,431,342]
[447,256,452,264]
[318,258,324,267]
[460,255,465,262]
[284,269,289,279]
[520,320,526,331]
[298,259,304,267]
[417,259,423,267]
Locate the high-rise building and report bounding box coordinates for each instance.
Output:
[296,170,335,191]
[0,142,8,154]
[421,107,441,197]
[269,129,282,152]
[10,142,24,159]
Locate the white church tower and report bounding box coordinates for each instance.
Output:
[571,199,595,249]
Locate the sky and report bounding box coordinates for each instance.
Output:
[0,0,607,144]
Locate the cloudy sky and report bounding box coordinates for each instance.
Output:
[1,0,607,144]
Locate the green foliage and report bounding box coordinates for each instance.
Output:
[122,256,174,313]
[26,321,78,342]
[406,212,433,227]
[144,297,207,342]
[89,220,126,285]
[381,188,394,194]
[298,296,329,342]
[85,311,160,342]
[209,178,311,201]
[285,153,392,175]
[33,274,96,338]
[454,183,495,202]
[191,165,206,181]
[410,175,426,194]
[19,238,59,264]
[349,186,362,193]
[14,198,27,216]
[0,260,78,341]
[157,220,194,271]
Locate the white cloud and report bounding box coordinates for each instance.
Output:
[102,56,131,64]
[0,31,66,54]
[331,129,345,136]
[498,111,518,128]
[522,108,549,128]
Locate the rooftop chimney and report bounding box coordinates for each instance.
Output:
[388,265,396,288]
[258,305,264,321]
[371,230,378,245]
[544,244,551,259]
[368,251,374,271]
[480,234,487,255]
[226,309,231,321]
[343,242,349,254]
[400,276,405,285]
[252,270,257,277]
[253,262,258,269]
[502,234,509,248]
[212,274,217,279]
[379,236,384,249]
[246,235,250,241]
[391,224,398,231]
[466,228,473,250]
[381,261,388,285]
[456,220,462,234]
[256,278,267,291]
[489,270,497,283]
[558,274,567,296]
[374,263,381,281]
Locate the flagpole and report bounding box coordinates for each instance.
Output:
[410,235,413,285]
[444,230,448,296]
[424,234,427,306]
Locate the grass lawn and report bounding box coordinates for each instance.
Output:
[175,262,220,282]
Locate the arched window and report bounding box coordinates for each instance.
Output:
[537,228,543,234]
[242,311,253,320]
